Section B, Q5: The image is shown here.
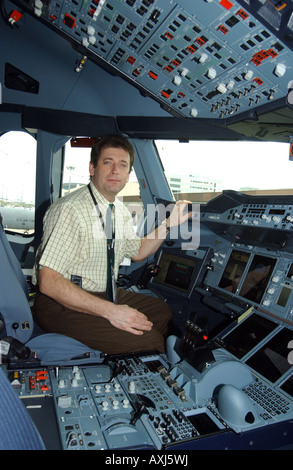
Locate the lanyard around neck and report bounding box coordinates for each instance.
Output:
[88,183,115,241]
[88,184,117,303]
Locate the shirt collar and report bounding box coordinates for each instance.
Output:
[89,181,116,211]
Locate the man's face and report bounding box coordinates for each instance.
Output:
[89,146,130,201]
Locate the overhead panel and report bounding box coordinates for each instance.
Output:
[12,0,293,120]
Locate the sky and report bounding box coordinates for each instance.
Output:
[156,140,293,191]
[0,131,37,203]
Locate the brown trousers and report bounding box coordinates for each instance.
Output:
[33,288,172,354]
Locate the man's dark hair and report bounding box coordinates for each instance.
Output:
[90,134,135,172]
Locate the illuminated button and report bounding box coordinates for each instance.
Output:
[227,80,235,90]
[181,67,189,77]
[207,68,216,79]
[57,395,72,408]
[89,35,96,45]
[71,378,78,387]
[272,215,281,223]
[36,374,47,381]
[74,370,81,380]
[129,381,136,393]
[58,379,66,388]
[274,63,286,77]
[244,70,253,80]
[199,53,208,63]
[173,75,182,86]
[217,83,227,94]
[190,108,198,117]
[87,25,95,36]
[112,400,119,409]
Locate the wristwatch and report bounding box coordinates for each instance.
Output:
[161,219,171,232]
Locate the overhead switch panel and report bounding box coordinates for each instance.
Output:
[12,0,293,120]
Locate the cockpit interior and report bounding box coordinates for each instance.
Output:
[1,0,293,452]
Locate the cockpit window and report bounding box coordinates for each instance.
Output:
[0,131,36,234]
[61,140,90,196]
[156,140,292,203]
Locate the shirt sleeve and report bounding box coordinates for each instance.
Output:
[37,200,82,277]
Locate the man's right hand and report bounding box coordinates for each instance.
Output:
[106,304,153,335]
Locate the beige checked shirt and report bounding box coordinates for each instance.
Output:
[33,182,141,292]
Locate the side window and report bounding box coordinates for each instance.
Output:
[0,131,36,234]
[61,140,90,196]
[62,139,144,232]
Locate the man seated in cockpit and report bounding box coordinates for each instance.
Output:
[33,134,191,355]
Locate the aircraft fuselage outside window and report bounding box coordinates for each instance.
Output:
[0,131,36,234]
